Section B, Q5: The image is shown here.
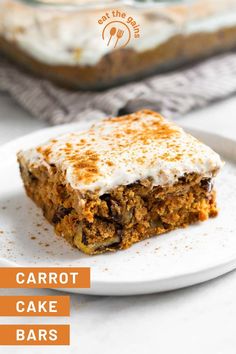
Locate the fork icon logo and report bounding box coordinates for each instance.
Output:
[102,20,131,49]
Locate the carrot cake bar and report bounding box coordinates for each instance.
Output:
[1,0,236,89]
[18,110,223,254]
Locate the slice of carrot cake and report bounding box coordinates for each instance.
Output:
[17,110,223,254]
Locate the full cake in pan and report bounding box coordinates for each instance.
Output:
[1,0,236,89]
[18,110,223,254]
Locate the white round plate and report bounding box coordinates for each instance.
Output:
[0,122,236,295]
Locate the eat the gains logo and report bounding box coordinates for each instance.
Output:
[98,9,140,49]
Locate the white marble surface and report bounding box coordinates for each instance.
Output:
[0,93,236,354]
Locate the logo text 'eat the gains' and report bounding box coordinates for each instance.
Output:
[98,9,140,49]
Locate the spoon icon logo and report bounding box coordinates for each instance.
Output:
[102,21,131,49]
[107,27,116,46]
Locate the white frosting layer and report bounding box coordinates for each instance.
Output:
[185,11,236,35]
[19,110,223,195]
[1,0,236,65]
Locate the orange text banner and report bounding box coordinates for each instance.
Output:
[0,267,90,288]
[0,296,70,316]
[0,324,70,345]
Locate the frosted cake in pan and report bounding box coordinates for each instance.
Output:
[1,0,236,89]
[18,110,223,254]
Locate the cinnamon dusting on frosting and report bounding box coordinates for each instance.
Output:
[65,149,99,184]
[19,110,223,194]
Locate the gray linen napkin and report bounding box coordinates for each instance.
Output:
[1,52,236,125]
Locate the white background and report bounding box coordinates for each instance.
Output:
[0,92,236,354]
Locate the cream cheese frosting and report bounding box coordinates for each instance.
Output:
[1,0,236,66]
[18,110,223,195]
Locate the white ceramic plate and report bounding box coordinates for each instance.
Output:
[0,122,236,295]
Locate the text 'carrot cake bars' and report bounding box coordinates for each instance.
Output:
[18,110,223,255]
